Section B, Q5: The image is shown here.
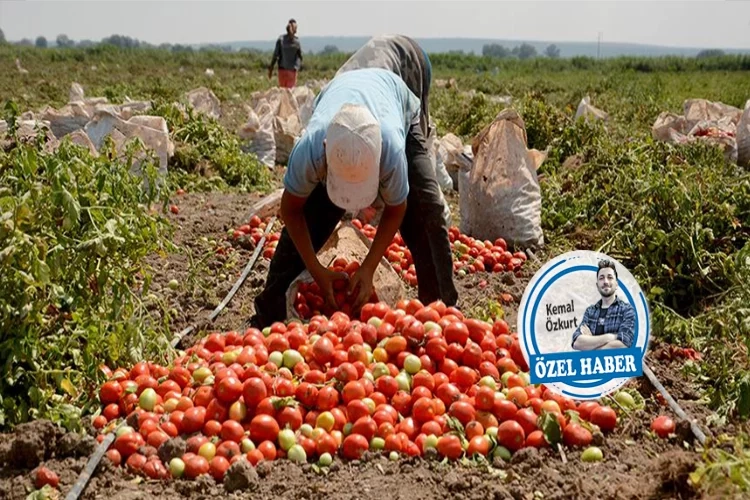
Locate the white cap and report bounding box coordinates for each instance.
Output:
[325,103,382,211]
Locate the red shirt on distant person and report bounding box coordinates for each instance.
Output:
[269,19,303,88]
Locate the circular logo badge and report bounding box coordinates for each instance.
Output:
[517,251,651,400]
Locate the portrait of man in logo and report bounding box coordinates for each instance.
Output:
[571,259,635,351]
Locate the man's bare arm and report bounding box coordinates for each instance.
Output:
[597,340,627,350]
[573,333,619,351]
[280,189,346,308]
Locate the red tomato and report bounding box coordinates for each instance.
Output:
[147,431,170,449]
[448,401,476,426]
[209,456,231,481]
[317,386,340,411]
[312,337,335,365]
[205,399,228,423]
[563,422,593,448]
[221,420,245,443]
[216,441,242,460]
[204,333,226,353]
[475,386,496,412]
[497,420,526,452]
[437,434,463,459]
[126,453,147,473]
[99,381,123,404]
[444,322,470,346]
[576,401,600,421]
[274,406,300,430]
[249,414,280,443]
[258,441,277,461]
[316,432,339,456]
[341,381,366,404]
[246,449,264,466]
[106,449,121,466]
[34,467,60,489]
[525,430,548,448]
[215,376,243,404]
[184,455,210,479]
[651,415,676,438]
[514,407,538,436]
[342,399,367,423]
[242,378,267,408]
[341,434,369,460]
[351,416,378,442]
[590,406,617,432]
[467,435,491,457]
[114,432,145,458]
[410,397,435,424]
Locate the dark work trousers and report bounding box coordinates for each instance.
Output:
[399,122,458,308]
[250,125,458,329]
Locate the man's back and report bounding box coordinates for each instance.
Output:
[275,34,302,71]
[335,35,426,95]
[284,68,422,207]
[309,67,421,135]
[335,35,431,133]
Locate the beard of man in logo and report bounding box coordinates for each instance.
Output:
[596,266,618,299]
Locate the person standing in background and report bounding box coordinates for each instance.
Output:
[268,19,303,88]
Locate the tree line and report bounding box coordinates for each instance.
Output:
[0,28,740,61]
[482,42,560,59]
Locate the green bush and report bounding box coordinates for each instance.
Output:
[153,102,273,193]
[0,108,174,430]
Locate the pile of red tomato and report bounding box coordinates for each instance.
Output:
[351,219,528,286]
[292,257,380,320]
[229,215,280,259]
[93,299,624,484]
[229,217,527,287]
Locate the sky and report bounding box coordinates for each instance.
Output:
[1,0,750,49]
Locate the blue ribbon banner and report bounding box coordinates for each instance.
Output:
[528,348,643,385]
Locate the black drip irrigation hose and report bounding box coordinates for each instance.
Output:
[64,217,277,500]
[169,216,277,349]
[64,421,124,500]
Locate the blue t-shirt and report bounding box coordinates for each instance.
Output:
[283,68,421,206]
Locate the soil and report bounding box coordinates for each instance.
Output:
[144,190,277,347]
[0,190,730,500]
[0,411,706,500]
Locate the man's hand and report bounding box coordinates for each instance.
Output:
[581,324,593,336]
[267,68,273,79]
[348,265,375,311]
[280,189,342,307]
[311,265,349,310]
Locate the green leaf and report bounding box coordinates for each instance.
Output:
[539,411,562,445]
[688,469,703,487]
[271,396,299,410]
[61,187,80,230]
[33,258,50,285]
[26,484,60,500]
[60,378,77,397]
[445,415,465,435]
[0,244,14,263]
[18,270,36,286]
[104,218,118,234]
[564,409,582,425]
